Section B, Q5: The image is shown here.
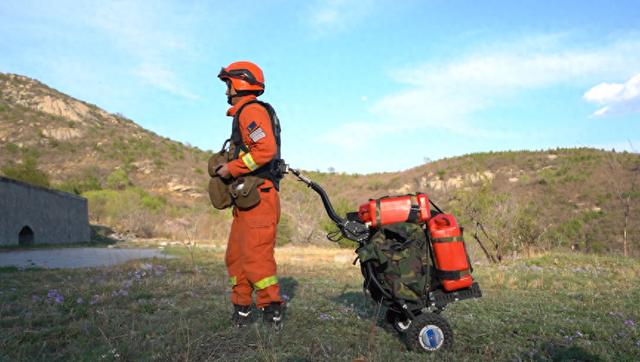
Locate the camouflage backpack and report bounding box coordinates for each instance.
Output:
[356,223,432,302]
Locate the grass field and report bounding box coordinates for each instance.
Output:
[1,243,639,361]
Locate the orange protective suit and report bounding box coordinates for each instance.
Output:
[225,95,282,308]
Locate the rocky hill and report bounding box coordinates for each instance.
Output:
[0,73,215,238]
[1,73,639,257]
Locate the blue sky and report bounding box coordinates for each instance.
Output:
[1,0,639,173]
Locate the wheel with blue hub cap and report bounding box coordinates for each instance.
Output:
[406,313,453,352]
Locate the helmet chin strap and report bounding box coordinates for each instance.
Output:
[227,90,260,105]
[227,94,240,105]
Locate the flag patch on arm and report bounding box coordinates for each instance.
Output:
[249,127,266,142]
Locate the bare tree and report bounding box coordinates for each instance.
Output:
[286,187,321,243]
[606,145,640,257]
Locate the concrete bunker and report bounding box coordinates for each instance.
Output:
[19,226,34,245]
[0,176,90,245]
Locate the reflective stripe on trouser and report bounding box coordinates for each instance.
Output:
[254,275,278,289]
[225,182,281,307]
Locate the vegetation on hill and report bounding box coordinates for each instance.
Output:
[1,73,639,257]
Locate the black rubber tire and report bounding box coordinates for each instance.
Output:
[385,309,412,334]
[406,312,453,353]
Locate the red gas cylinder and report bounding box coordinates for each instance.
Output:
[428,214,473,291]
[357,194,431,228]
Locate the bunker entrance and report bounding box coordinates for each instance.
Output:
[19,226,34,245]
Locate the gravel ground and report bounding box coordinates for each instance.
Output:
[0,248,173,269]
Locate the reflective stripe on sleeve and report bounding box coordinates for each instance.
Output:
[241,153,259,171]
[254,275,278,290]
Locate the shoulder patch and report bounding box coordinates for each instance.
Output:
[249,127,266,142]
[247,121,258,132]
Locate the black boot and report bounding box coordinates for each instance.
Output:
[261,302,285,330]
[232,304,252,327]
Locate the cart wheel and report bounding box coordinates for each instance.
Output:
[406,313,453,352]
[385,309,411,333]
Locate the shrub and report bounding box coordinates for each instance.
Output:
[83,188,168,237]
[276,214,294,246]
[140,191,166,211]
[319,198,358,248]
[1,157,50,188]
[56,176,102,195]
[449,185,548,260]
[3,143,19,154]
[55,167,103,195]
[153,159,166,170]
[106,169,131,190]
[367,179,385,190]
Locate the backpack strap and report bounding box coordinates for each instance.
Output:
[230,100,284,190]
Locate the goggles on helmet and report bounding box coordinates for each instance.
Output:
[218,67,264,87]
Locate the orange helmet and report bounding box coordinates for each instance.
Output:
[218,61,265,95]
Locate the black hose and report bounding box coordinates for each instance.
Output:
[289,168,345,225]
[365,262,394,301]
[309,182,345,225]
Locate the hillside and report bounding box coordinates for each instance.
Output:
[0,73,218,238]
[1,73,639,257]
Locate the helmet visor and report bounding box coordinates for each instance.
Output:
[218,67,264,87]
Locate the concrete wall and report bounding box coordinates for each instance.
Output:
[0,176,90,245]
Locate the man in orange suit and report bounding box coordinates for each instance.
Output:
[215,61,284,329]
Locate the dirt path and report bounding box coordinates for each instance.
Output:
[0,248,173,269]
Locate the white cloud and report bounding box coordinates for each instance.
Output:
[134,63,199,100]
[584,73,640,117]
[307,0,374,35]
[321,35,640,150]
[89,1,200,99]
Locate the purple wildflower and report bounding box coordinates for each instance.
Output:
[47,289,64,304]
[281,294,290,302]
[624,319,636,327]
[111,289,129,297]
[90,295,100,305]
[563,331,583,342]
[31,295,42,302]
[76,297,84,304]
[319,313,333,321]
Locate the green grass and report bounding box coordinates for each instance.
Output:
[1,248,638,361]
